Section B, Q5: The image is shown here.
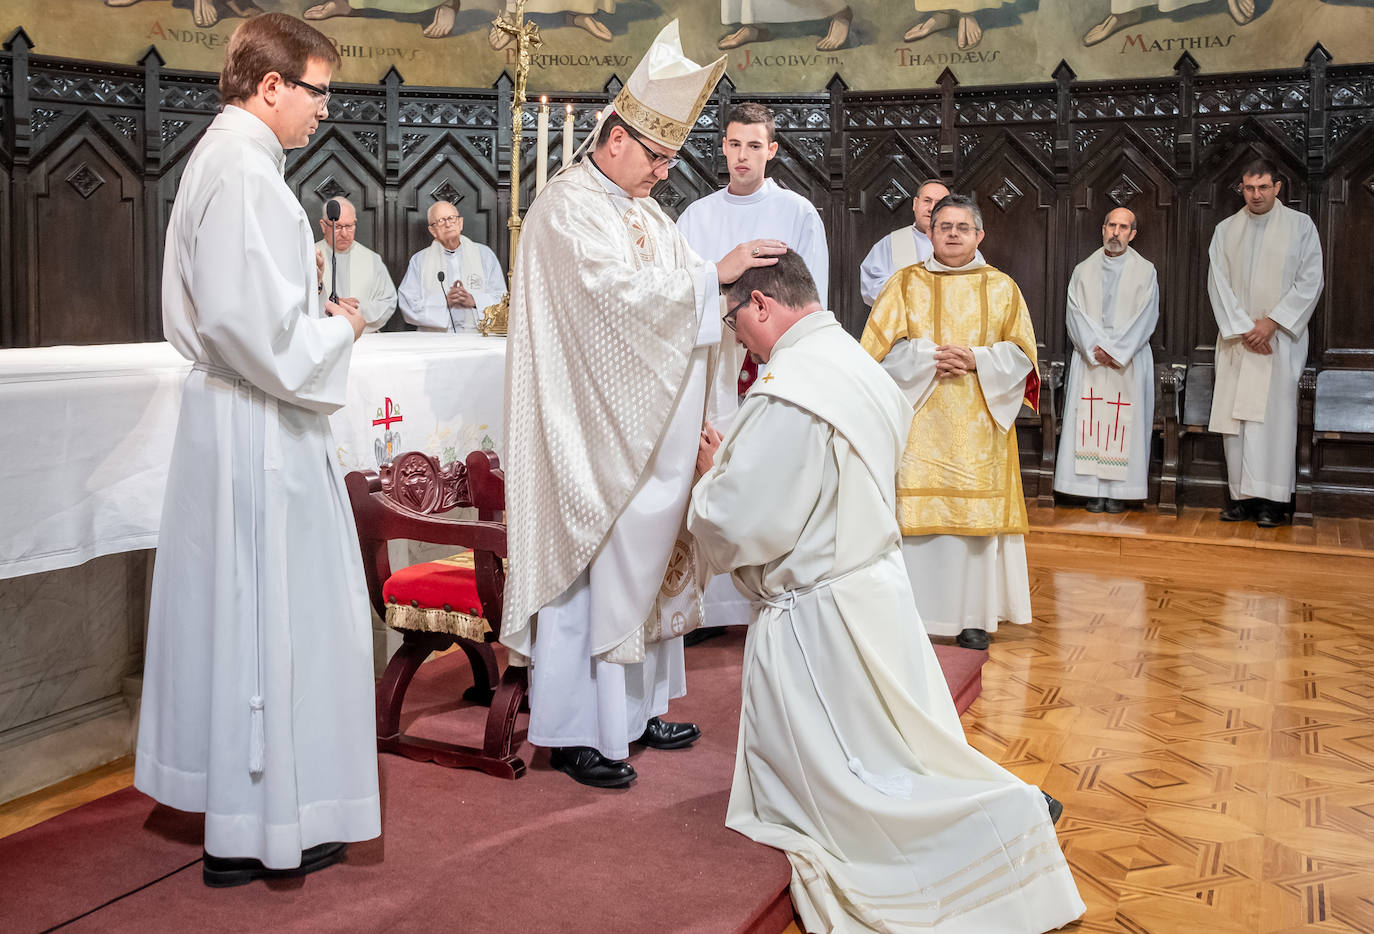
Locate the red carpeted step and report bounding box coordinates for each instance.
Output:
[0,629,986,933]
[931,644,988,715]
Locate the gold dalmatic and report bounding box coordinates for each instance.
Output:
[861,264,1038,537]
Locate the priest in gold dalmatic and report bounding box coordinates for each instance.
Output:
[501,21,785,788]
[860,193,1039,651]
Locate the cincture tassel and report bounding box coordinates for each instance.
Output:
[249,694,265,775]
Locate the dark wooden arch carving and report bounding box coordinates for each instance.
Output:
[959,132,1056,353]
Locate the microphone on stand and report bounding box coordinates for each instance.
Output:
[438,270,456,333]
[325,199,340,304]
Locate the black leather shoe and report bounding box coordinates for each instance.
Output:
[1043,792,1064,825]
[635,717,701,750]
[956,628,990,650]
[203,842,347,888]
[1084,497,1106,513]
[1256,503,1286,528]
[1219,501,1250,522]
[1104,498,1126,514]
[550,746,636,788]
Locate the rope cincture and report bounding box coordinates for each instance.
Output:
[753,560,917,799]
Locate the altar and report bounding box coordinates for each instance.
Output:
[0,333,507,803]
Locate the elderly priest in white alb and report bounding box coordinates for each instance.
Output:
[501,21,783,789]
[1207,157,1323,528]
[690,251,1084,934]
[1054,207,1159,513]
[135,14,380,888]
[397,200,506,331]
[314,195,397,331]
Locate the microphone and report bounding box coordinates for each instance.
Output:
[438,270,456,332]
[326,199,340,303]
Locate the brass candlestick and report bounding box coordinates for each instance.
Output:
[480,0,543,337]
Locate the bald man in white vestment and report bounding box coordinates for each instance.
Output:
[314,196,397,332]
[501,21,783,789]
[1054,207,1160,512]
[397,200,506,332]
[1207,158,1323,528]
[690,251,1084,934]
[134,14,379,888]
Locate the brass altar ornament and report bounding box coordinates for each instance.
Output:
[478,294,509,336]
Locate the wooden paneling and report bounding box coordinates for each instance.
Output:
[1,36,1370,514]
[28,126,142,345]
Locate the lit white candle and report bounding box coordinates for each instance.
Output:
[535,96,549,195]
[563,103,575,167]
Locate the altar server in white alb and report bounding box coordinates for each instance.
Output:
[397,200,506,331]
[1207,157,1323,528]
[314,196,397,331]
[690,251,1084,934]
[677,102,830,307]
[501,21,783,790]
[135,13,380,888]
[859,178,983,307]
[677,100,830,635]
[1053,207,1159,513]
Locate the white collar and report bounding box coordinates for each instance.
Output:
[216,105,286,174]
[721,178,776,205]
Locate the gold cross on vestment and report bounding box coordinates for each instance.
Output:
[761,373,775,383]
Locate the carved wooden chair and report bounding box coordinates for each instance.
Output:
[1153,361,1186,516]
[1019,357,1063,507]
[345,449,527,780]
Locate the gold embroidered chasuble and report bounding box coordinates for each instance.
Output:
[860,263,1038,537]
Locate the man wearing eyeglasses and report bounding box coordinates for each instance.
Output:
[1206,157,1323,528]
[397,200,507,332]
[689,250,1083,934]
[314,196,397,332]
[135,13,379,888]
[860,193,1039,652]
[501,21,784,790]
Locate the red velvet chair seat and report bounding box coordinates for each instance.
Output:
[381,551,491,641]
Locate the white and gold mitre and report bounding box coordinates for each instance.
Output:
[612,20,726,150]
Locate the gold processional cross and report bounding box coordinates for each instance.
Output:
[479,0,543,336]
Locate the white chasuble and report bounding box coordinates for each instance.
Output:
[690,311,1084,934]
[504,158,733,756]
[1206,204,1323,500]
[1060,248,1158,490]
[135,106,380,868]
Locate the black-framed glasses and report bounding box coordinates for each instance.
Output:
[289,77,331,105]
[723,296,751,331]
[626,130,680,170]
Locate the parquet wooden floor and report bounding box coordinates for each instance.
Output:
[966,523,1374,934]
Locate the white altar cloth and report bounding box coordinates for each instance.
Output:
[0,333,506,580]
